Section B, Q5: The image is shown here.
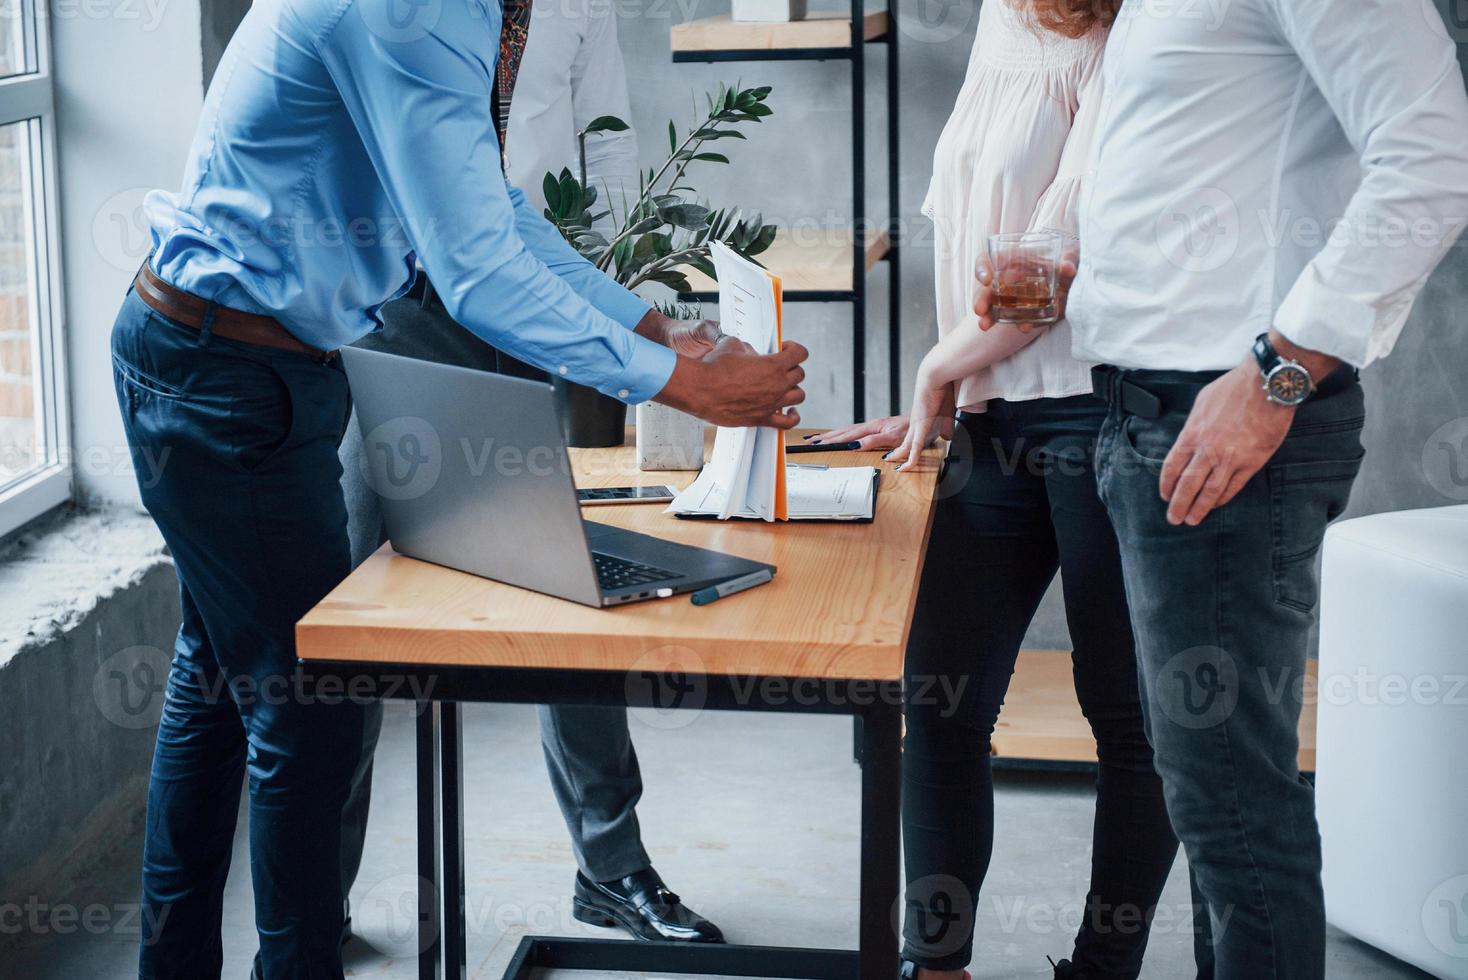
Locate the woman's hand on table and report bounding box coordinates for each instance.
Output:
[892,363,957,473]
[807,415,911,451]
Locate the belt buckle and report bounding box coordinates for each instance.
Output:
[1118,379,1163,419]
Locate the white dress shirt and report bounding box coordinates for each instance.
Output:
[505,0,641,217]
[1068,0,1468,370]
[923,0,1106,411]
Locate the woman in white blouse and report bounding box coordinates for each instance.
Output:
[816,2,1179,977]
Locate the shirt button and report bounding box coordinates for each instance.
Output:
[558,365,569,375]
[618,388,630,399]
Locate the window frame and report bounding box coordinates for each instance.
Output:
[0,1,71,535]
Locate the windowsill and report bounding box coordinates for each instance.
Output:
[0,504,171,669]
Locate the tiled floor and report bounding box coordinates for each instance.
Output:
[4,702,1429,978]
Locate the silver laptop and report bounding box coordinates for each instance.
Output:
[341,346,773,607]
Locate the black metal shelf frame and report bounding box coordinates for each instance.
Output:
[674,0,901,420]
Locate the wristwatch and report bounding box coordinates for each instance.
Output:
[1253,333,1314,407]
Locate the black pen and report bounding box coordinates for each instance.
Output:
[786,441,862,454]
[690,568,775,606]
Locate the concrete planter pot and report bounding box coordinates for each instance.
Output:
[731,0,808,22]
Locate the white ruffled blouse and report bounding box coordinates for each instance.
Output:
[923,0,1106,411]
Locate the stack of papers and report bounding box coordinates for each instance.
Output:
[668,243,880,523]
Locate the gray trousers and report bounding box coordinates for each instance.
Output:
[336,293,652,898]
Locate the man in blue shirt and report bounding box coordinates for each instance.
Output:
[110,1,806,976]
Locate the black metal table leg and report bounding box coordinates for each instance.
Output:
[416,702,443,980]
[858,692,903,979]
[441,702,467,980]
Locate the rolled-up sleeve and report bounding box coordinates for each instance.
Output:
[316,0,673,402]
[1268,0,1468,366]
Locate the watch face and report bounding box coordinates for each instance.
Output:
[1267,365,1311,405]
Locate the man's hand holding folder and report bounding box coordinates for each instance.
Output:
[655,334,808,430]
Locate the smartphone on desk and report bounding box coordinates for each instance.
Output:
[576,485,678,506]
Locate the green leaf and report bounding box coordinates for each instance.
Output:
[650,270,694,293]
[668,120,677,155]
[747,224,777,256]
[690,152,730,164]
[583,114,630,134]
[559,172,580,213]
[660,203,712,230]
[543,172,562,214]
[582,184,598,208]
[627,215,664,236]
[613,236,635,275]
[632,232,673,262]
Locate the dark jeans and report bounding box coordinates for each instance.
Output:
[1095,369,1365,980]
[902,396,1179,975]
[112,290,365,980]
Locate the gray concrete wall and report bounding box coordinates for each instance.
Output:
[0,512,180,910]
[202,0,252,89]
[53,0,204,509]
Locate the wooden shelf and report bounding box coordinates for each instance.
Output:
[679,227,890,298]
[670,11,888,56]
[991,650,1320,773]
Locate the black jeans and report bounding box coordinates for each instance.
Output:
[902,396,1179,975]
[1095,369,1366,980]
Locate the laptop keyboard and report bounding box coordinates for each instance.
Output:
[593,552,680,592]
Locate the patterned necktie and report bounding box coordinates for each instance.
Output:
[492,0,533,156]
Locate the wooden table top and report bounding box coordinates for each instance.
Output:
[296,430,942,681]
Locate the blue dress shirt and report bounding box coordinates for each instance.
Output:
[144,0,674,404]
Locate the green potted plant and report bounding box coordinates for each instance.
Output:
[542,83,778,447]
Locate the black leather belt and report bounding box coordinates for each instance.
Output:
[1091,363,1358,419]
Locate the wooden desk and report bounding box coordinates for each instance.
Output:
[296,431,942,980]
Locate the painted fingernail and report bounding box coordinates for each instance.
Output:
[803,433,818,441]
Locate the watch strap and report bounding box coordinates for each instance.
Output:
[1253,333,1279,375]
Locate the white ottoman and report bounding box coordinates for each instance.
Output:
[1317,504,1468,979]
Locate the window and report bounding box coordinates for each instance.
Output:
[0,0,68,535]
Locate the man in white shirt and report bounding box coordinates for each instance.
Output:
[1063,1,1468,976]
[504,0,639,217]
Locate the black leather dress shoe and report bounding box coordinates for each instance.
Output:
[572,868,725,943]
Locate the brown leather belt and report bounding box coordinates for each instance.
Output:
[133,263,336,362]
